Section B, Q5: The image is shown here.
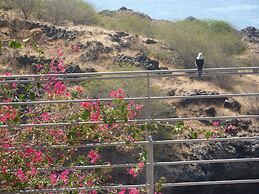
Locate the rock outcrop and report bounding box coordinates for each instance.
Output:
[114,53,161,70]
[179,90,241,112]
[2,19,79,40]
[241,26,259,43]
[157,139,259,194]
[99,7,152,20]
[16,55,51,68]
[79,41,113,62]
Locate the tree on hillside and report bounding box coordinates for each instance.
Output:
[7,0,42,20]
[42,0,98,25]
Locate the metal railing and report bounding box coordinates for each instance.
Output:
[1,67,259,193]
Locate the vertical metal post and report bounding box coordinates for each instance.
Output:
[148,135,155,194]
[145,72,152,139]
[145,72,154,193]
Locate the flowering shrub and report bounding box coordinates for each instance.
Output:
[0,48,146,193]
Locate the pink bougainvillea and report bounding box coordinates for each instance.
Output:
[129,188,140,194]
[0,48,146,192]
[88,150,100,164]
[109,88,126,99]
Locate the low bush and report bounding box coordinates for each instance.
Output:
[41,0,99,25]
[101,13,246,69]
[3,0,99,25]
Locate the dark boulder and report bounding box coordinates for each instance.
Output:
[114,53,161,70]
[167,89,176,96]
[204,107,216,117]
[180,90,226,106]
[16,55,51,67]
[223,99,241,112]
[79,41,113,62]
[65,64,84,73]
[240,26,259,43]
[119,7,128,11]
[85,67,97,72]
[0,19,9,27]
[144,39,157,44]
[185,16,197,21]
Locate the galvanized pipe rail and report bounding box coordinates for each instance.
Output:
[1,92,259,106]
[1,67,259,194]
[0,71,258,84]
[1,115,259,128]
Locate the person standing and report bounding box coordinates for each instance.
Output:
[195,52,204,77]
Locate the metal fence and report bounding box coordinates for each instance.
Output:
[1,67,259,193]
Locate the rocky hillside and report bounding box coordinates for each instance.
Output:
[1,8,259,194]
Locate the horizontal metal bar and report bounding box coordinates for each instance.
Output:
[13,184,148,193]
[0,141,148,150]
[153,136,259,144]
[155,158,259,166]
[1,93,259,106]
[1,67,258,79]
[0,75,147,84]
[8,158,259,173]
[1,115,259,128]
[2,136,259,151]
[37,163,139,172]
[0,71,258,84]
[164,179,259,187]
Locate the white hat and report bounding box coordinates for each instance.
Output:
[196,52,204,60]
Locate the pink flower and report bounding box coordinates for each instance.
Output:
[119,189,127,194]
[89,191,97,194]
[35,63,43,70]
[50,173,58,185]
[60,170,69,184]
[57,59,65,73]
[86,180,94,187]
[109,88,126,99]
[127,101,144,119]
[54,81,67,95]
[88,150,100,164]
[33,151,43,163]
[2,166,7,174]
[16,168,28,182]
[41,112,50,121]
[30,167,37,176]
[138,162,145,170]
[80,101,93,111]
[212,121,220,127]
[75,86,84,93]
[90,111,101,121]
[0,106,17,124]
[128,168,137,178]
[57,48,64,57]
[25,147,35,157]
[129,188,139,194]
[12,83,17,89]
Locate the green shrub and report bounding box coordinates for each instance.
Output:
[101,14,246,69]
[41,0,98,25]
[242,55,259,67]
[101,13,155,37]
[82,78,177,119]
[4,0,98,25]
[4,0,42,19]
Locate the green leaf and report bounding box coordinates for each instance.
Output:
[82,110,90,120]
[9,40,22,49]
[190,131,198,139]
[29,92,36,101]
[205,130,213,139]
